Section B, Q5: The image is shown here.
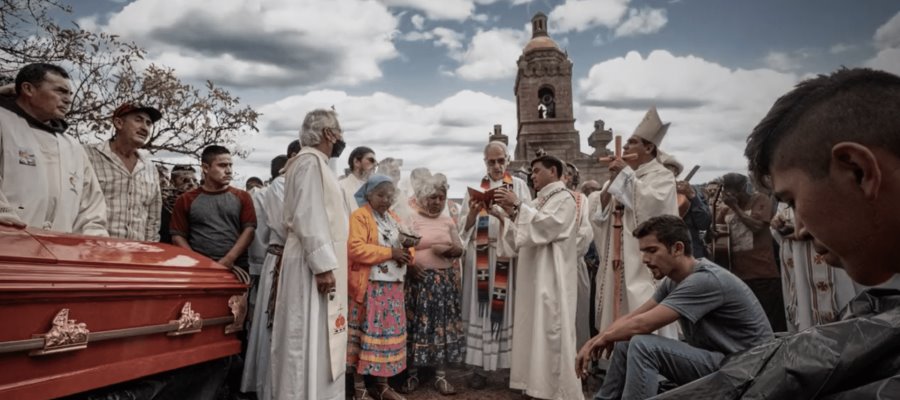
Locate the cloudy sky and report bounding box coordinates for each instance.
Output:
[68,0,900,196]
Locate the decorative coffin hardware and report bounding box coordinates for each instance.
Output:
[168,302,202,336]
[30,309,89,356]
[224,293,248,335]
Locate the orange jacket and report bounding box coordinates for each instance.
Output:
[347,204,414,304]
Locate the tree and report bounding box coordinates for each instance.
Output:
[0,0,259,160]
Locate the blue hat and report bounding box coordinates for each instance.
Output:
[354,174,393,207]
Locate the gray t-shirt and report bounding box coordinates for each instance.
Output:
[653,258,774,355]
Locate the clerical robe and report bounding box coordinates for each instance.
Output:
[504,181,583,400]
[459,174,531,371]
[242,175,284,399]
[572,191,594,350]
[338,173,365,212]
[270,148,349,400]
[589,158,679,339]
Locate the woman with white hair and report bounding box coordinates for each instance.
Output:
[400,174,465,395]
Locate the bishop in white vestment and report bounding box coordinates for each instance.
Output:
[590,107,679,339]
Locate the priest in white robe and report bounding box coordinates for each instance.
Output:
[270,109,350,400]
[495,154,583,400]
[242,155,288,399]
[459,141,532,384]
[562,163,595,350]
[589,107,679,340]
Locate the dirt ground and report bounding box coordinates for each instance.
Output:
[401,364,603,400]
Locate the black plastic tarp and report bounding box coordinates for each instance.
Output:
[652,288,900,400]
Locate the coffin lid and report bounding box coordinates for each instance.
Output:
[0,227,246,292]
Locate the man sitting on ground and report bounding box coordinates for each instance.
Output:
[653,67,900,399]
[576,215,773,400]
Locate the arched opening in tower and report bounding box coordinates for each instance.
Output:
[537,86,556,119]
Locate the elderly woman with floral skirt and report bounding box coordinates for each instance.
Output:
[347,174,416,400]
[400,174,466,395]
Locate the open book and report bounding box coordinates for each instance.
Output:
[467,184,511,206]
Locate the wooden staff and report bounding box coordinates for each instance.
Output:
[600,136,637,320]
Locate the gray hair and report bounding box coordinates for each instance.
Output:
[415,174,449,201]
[300,109,340,147]
[483,141,509,157]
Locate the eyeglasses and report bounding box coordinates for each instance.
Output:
[485,158,507,166]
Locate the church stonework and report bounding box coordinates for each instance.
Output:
[503,12,611,186]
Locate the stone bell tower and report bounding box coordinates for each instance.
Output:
[508,12,610,184]
[513,12,580,163]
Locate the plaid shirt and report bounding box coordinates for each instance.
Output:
[86,141,162,241]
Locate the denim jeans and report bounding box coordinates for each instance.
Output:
[593,334,725,400]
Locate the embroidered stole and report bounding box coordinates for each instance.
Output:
[475,173,513,334]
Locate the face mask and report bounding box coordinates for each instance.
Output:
[331,138,346,158]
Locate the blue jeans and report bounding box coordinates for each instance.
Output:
[593,334,725,400]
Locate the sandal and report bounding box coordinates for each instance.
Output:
[398,373,419,394]
[434,374,457,395]
[369,382,406,400]
[354,386,371,400]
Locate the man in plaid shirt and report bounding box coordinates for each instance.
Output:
[87,103,163,241]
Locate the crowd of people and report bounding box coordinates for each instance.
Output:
[2,61,900,400]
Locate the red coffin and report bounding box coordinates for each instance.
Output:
[0,227,249,400]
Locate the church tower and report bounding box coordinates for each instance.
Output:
[513,12,580,162]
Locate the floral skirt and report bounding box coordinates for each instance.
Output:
[405,267,466,367]
[347,280,407,377]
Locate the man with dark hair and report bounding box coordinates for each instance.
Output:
[246,176,264,192]
[494,154,582,399]
[590,107,679,342]
[656,67,900,399]
[159,164,197,243]
[576,215,772,400]
[0,63,108,235]
[338,146,376,212]
[170,145,256,270]
[87,103,163,241]
[715,172,785,332]
[286,139,301,158]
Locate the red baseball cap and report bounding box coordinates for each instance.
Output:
[113,103,162,123]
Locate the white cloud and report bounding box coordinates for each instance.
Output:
[577,50,798,181]
[763,51,805,71]
[866,47,900,76]
[874,11,900,50]
[829,43,855,55]
[471,13,490,23]
[866,11,900,76]
[453,28,529,80]
[236,89,518,196]
[433,27,466,51]
[548,0,630,33]
[379,0,474,21]
[101,0,399,87]
[411,14,426,30]
[614,7,667,38]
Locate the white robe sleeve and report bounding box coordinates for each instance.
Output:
[577,194,594,256]
[514,193,576,249]
[457,190,475,249]
[73,148,109,236]
[285,156,338,275]
[589,183,612,226]
[264,178,286,245]
[608,163,678,224]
